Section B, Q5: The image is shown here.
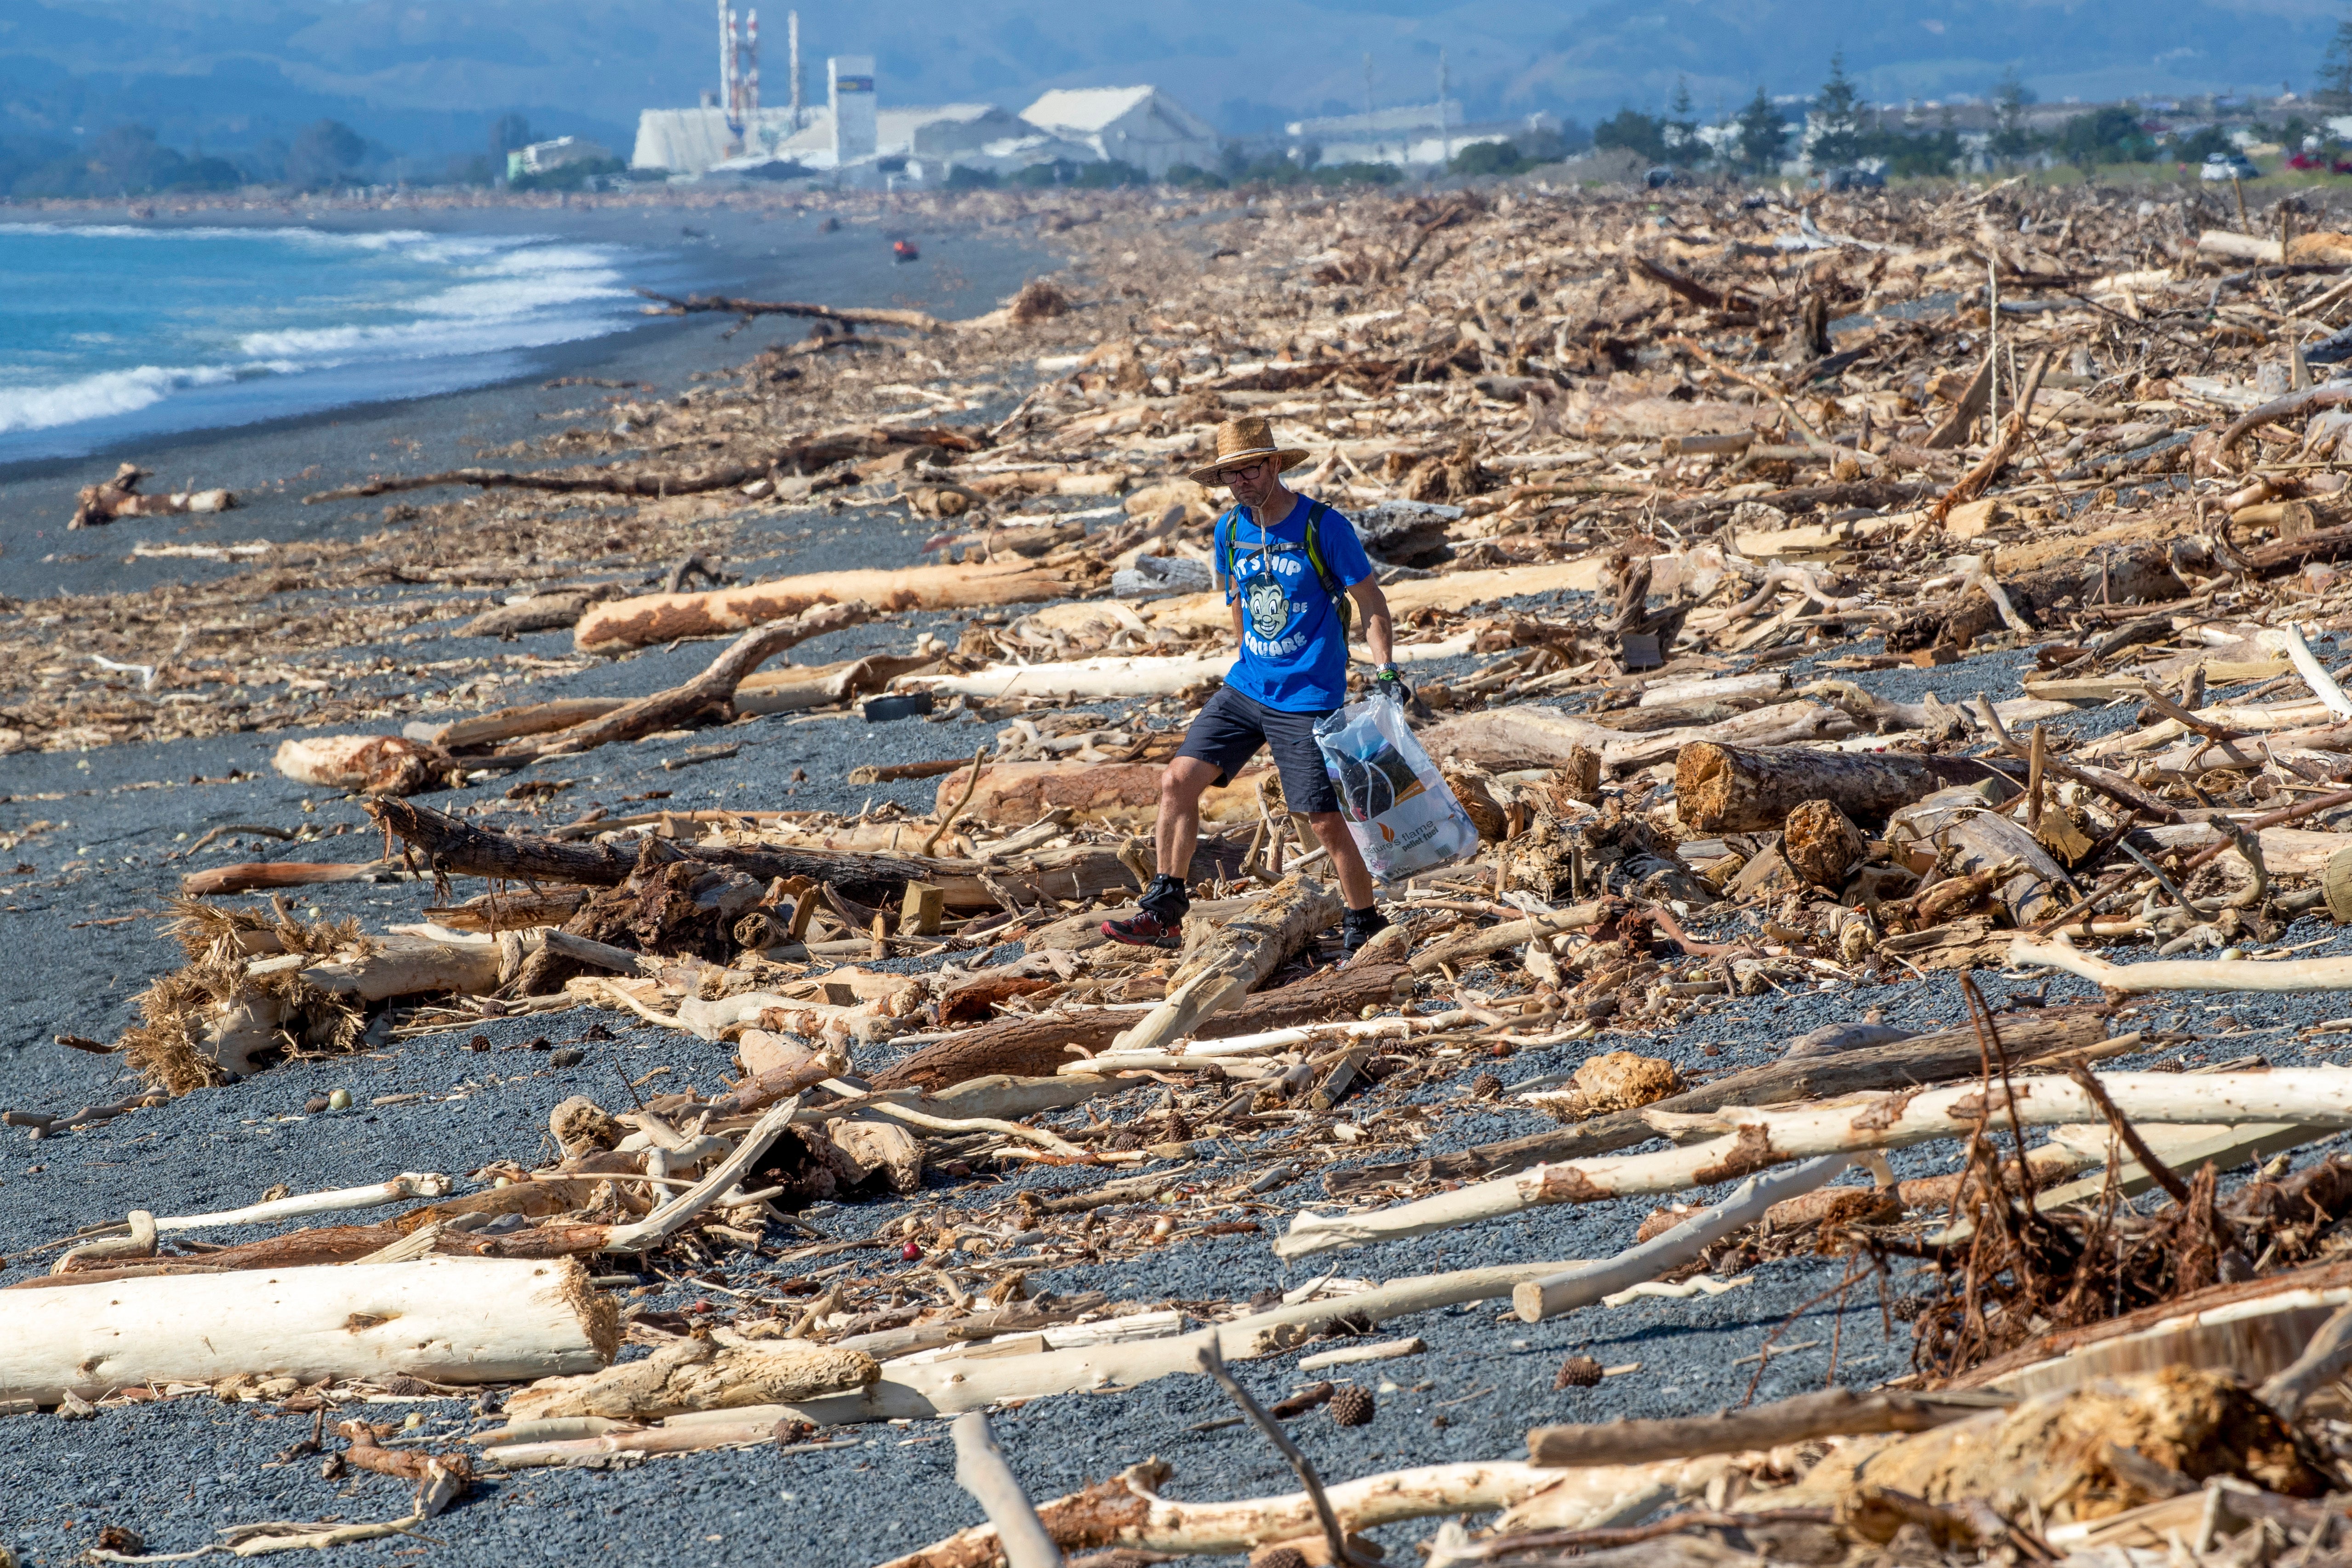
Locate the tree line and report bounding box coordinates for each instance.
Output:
[1593,55,2301,179]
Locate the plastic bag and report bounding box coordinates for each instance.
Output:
[1313,694,1481,883]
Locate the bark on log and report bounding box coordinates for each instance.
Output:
[496,602,872,760]
[871,964,1411,1092]
[506,1336,879,1421]
[1675,744,2009,832]
[411,699,628,750]
[0,1256,615,1401]
[943,761,1266,831]
[1323,1008,2118,1198]
[273,736,459,796]
[1528,1388,1997,1469]
[1115,878,1345,1054]
[1889,785,2067,926]
[574,562,1067,653]
[1281,1068,2333,1259]
[1782,799,1867,888]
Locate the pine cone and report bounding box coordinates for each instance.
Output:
[1253,1550,1310,1568]
[1329,1383,1376,1426]
[1471,1072,1503,1100]
[1554,1354,1604,1390]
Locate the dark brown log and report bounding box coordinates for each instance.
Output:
[367,796,940,908]
[1675,743,2009,832]
[871,964,1413,1093]
[1323,1007,2115,1198]
[634,287,947,334]
[2242,520,2352,574]
[493,601,871,760]
[1782,799,1867,887]
[1528,1387,1990,1468]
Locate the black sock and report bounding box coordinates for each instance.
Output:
[1141,874,1190,921]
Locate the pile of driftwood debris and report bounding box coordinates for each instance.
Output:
[23,177,2352,1565]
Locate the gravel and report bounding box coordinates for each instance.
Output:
[2,493,2346,1562]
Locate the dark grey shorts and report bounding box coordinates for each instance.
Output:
[1174,684,1340,813]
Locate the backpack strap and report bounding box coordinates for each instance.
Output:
[1300,500,1343,604]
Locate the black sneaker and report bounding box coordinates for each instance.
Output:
[1341,905,1391,958]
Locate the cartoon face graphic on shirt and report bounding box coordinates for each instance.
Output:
[1243,570,1292,640]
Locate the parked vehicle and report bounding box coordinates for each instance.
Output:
[2201,152,2263,182]
[1645,166,1695,188]
[1821,165,1885,191]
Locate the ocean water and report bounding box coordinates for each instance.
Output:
[0,223,653,462]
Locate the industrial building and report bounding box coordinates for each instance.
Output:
[1017,87,1219,177]
[628,8,1221,184]
[1281,102,1544,168]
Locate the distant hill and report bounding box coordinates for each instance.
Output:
[1,0,2341,166]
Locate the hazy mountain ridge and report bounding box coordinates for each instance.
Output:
[1,0,2341,166]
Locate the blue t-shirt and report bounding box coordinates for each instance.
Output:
[1213,493,1374,713]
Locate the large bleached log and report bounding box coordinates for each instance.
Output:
[2013,935,2352,993]
[71,462,232,528]
[574,561,1066,652]
[409,698,628,750]
[506,1337,878,1421]
[1408,902,1614,975]
[872,1456,1722,1568]
[497,602,871,760]
[1527,1388,1999,1469]
[1113,878,1344,1055]
[1278,1069,2343,1259]
[1421,701,1855,777]
[1509,1157,1848,1323]
[0,1256,615,1402]
[1324,1009,2119,1197]
[1674,743,2010,832]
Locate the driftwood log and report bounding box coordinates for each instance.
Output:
[304,424,978,505]
[71,462,233,529]
[1674,743,2009,832]
[635,287,946,334]
[506,1336,879,1421]
[493,602,872,761]
[0,1256,615,1401]
[873,964,1411,1092]
[574,561,1067,652]
[1527,1388,2001,1468]
[1889,786,2068,926]
[1324,1007,2116,1197]
[1283,1066,2327,1259]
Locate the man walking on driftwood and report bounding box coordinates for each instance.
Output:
[1103,416,1402,954]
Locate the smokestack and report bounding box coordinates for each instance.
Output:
[788,11,802,129]
[745,10,759,120]
[718,0,734,129]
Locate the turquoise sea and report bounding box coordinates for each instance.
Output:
[0,222,653,462]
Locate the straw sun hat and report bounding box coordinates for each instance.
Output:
[1187,415,1309,486]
